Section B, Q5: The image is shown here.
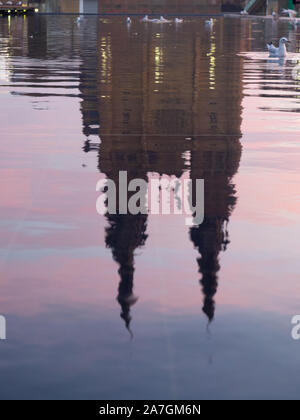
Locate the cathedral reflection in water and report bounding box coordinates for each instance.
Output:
[3,14,247,331]
[79,18,246,331]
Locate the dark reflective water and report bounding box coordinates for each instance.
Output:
[0,15,300,399]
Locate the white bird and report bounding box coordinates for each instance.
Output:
[175,18,183,23]
[240,10,248,15]
[205,18,214,26]
[159,16,171,23]
[293,18,300,26]
[282,8,297,19]
[126,17,131,24]
[272,11,277,18]
[141,15,150,22]
[267,37,290,57]
[77,16,83,24]
[151,16,170,23]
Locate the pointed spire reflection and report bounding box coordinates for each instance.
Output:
[106,211,148,333]
[189,138,242,322]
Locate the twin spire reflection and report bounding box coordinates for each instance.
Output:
[80,18,244,332]
[4,15,245,332]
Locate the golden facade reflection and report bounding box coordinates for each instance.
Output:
[80,18,248,330]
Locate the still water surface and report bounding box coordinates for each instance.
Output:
[0,15,300,399]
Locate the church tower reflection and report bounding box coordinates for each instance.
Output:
[189,137,241,321]
[100,146,149,334]
[80,17,247,328]
[106,212,148,333]
[186,21,243,321]
[84,136,150,332]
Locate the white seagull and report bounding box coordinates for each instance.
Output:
[151,16,171,23]
[267,37,290,57]
[159,16,171,23]
[126,17,131,24]
[293,17,300,26]
[282,8,297,19]
[205,18,214,25]
[141,15,151,22]
[240,10,248,15]
[175,18,183,23]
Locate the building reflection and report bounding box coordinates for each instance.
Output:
[80,18,246,330]
[189,138,241,322]
[1,14,246,330]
